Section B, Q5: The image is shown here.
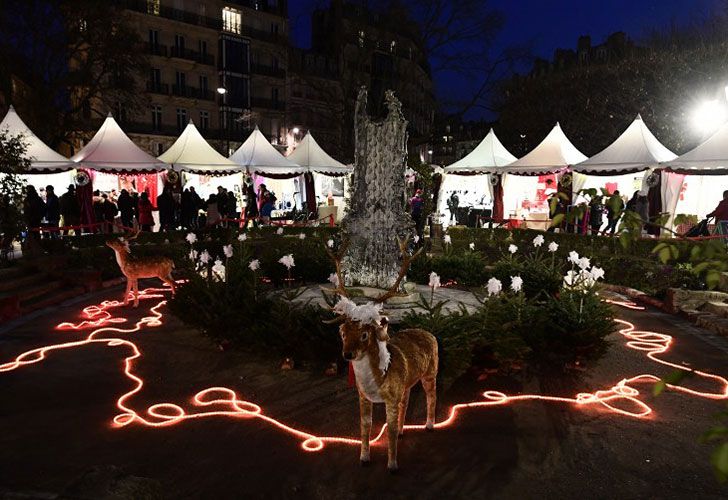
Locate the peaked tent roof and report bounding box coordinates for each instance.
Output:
[158,120,242,175]
[503,123,587,175]
[229,126,304,177]
[443,128,517,174]
[0,105,74,172]
[287,132,352,176]
[71,114,167,172]
[574,115,676,175]
[663,120,728,175]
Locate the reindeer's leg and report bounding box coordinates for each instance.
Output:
[422,376,437,431]
[385,402,400,472]
[397,387,411,437]
[358,394,372,465]
[160,270,175,295]
[132,279,140,308]
[123,278,131,305]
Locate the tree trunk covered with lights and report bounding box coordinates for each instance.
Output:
[342,88,414,289]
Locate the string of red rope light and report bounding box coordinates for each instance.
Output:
[1,289,726,453]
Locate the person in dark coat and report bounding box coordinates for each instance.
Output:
[216,186,228,226]
[227,191,238,220]
[604,190,624,235]
[117,189,134,230]
[157,185,175,231]
[101,193,118,233]
[244,183,259,228]
[92,190,105,232]
[138,192,154,231]
[409,189,425,241]
[23,185,45,240]
[45,185,60,239]
[59,184,80,235]
[588,197,603,235]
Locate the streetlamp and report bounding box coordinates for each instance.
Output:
[691,99,727,137]
[217,87,230,154]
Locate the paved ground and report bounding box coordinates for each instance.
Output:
[1,284,728,499]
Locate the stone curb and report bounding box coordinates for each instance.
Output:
[601,283,667,311]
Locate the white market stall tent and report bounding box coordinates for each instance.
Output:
[0,105,76,194]
[573,115,677,207]
[664,119,728,221]
[439,129,517,227]
[502,123,587,176]
[159,120,243,199]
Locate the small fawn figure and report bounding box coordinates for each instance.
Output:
[325,237,438,472]
[106,231,175,307]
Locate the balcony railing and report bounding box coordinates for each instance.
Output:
[250,97,285,111]
[250,64,286,79]
[171,85,216,101]
[146,81,169,95]
[145,42,168,57]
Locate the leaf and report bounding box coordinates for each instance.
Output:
[706,270,721,290]
[651,242,668,254]
[701,426,728,443]
[658,247,671,264]
[549,213,564,228]
[653,369,691,396]
[711,442,728,483]
[690,245,702,260]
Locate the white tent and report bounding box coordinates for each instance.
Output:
[287,132,352,176]
[574,115,676,174]
[229,126,304,177]
[663,120,728,174]
[0,105,74,172]
[158,120,242,174]
[503,123,587,175]
[71,114,167,172]
[443,128,517,174]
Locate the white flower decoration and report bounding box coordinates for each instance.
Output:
[590,266,605,281]
[510,275,523,293]
[444,234,452,245]
[189,249,198,261]
[299,233,306,240]
[212,260,226,281]
[469,242,475,251]
[238,233,247,242]
[248,259,260,272]
[413,234,420,244]
[428,272,441,290]
[578,256,591,270]
[199,250,211,264]
[326,239,334,248]
[548,241,559,253]
[279,254,295,269]
[486,277,502,296]
[508,244,518,254]
[328,273,339,287]
[276,227,284,235]
[533,235,544,247]
[186,232,197,244]
[223,244,233,259]
[568,250,580,265]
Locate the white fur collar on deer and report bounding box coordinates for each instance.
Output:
[333,297,383,325]
[352,356,384,403]
[377,340,391,374]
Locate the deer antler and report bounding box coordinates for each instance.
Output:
[374,236,422,304]
[125,228,141,242]
[323,238,350,298]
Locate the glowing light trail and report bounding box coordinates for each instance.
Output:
[1,290,726,454]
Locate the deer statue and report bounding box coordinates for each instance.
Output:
[105,230,176,307]
[325,237,437,472]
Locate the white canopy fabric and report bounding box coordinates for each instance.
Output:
[71,114,167,173]
[443,128,517,174]
[287,132,352,176]
[503,123,587,176]
[574,115,676,174]
[159,120,242,175]
[663,120,728,174]
[229,126,304,177]
[0,105,75,172]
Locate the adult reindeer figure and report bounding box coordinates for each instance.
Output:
[106,230,176,307]
[325,237,438,472]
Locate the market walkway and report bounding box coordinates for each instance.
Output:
[1,285,727,498]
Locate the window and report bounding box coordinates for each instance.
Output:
[222,7,241,34]
[272,56,279,70]
[175,34,185,51]
[199,111,209,131]
[358,30,365,48]
[151,105,162,131]
[271,88,279,103]
[270,23,279,35]
[79,19,87,32]
[148,29,159,48]
[199,40,207,57]
[199,75,208,95]
[150,68,161,86]
[175,71,186,88]
[390,40,396,53]
[155,142,164,156]
[176,108,187,131]
[116,102,126,123]
[146,0,160,15]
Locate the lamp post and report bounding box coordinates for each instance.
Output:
[217,87,229,154]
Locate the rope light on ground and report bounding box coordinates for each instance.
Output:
[1,289,727,453]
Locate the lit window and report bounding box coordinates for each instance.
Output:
[390,40,396,53]
[146,0,160,15]
[358,31,365,48]
[222,7,241,34]
[79,19,87,32]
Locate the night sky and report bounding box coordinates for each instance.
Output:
[289,0,722,119]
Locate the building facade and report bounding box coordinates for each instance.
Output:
[102,0,288,156]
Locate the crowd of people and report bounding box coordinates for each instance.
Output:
[21,182,286,237]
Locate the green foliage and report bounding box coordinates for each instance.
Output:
[410,251,489,287]
[0,130,30,252]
